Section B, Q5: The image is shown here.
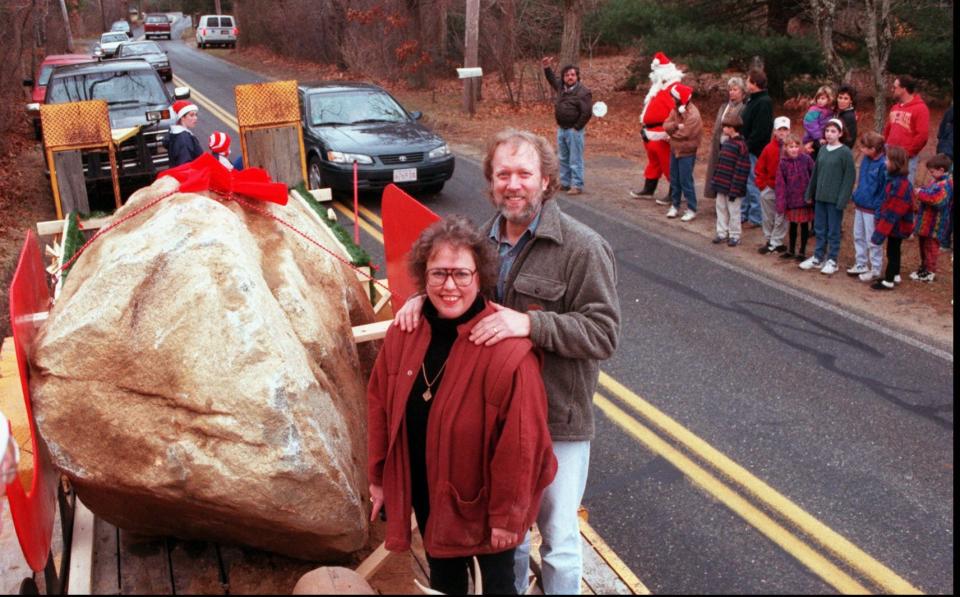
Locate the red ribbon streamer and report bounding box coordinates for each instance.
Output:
[158,153,289,205]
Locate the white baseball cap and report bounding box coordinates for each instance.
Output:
[774,116,790,130]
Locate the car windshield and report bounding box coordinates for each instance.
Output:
[146,16,165,23]
[120,43,162,56]
[308,90,408,126]
[111,22,128,30]
[102,33,127,43]
[47,70,168,107]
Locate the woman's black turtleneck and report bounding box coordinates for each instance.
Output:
[407,294,486,530]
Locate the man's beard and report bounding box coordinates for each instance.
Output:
[494,191,543,226]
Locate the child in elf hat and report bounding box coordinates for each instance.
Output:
[663,83,703,221]
[208,131,244,171]
[164,100,202,167]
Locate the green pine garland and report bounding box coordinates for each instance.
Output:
[290,183,371,267]
[59,212,86,282]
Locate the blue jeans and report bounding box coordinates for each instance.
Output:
[908,154,920,186]
[514,440,591,594]
[557,127,585,189]
[813,200,844,262]
[670,154,697,212]
[741,153,762,225]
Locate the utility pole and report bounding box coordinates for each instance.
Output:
[57,0,74,52]
[98,0,108,32]
[462,0,479,115]
[214,0,222,15]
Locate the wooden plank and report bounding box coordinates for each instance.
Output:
[581,535,630,595]
[118,531,173,595]
[580,520,651,595]
[216,544,318,594]
[352,320,391,343]
[309,188,332,202]
[52,150,90,215]
[168,540,225,595]
[244,127,302,187]
[90,517,120,594]
[37,216,111,237]
[67,500,96,595]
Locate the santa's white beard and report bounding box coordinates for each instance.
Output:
[641,63,684,120]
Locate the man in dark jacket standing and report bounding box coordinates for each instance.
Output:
[542,57,592,195]
[739,69,774,227]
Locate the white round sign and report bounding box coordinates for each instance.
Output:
[592,101,608,118]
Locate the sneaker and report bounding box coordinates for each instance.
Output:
[858,270,881,282]
[560,185,571,192]
[847,264,870,276]
[772,245,787,253]
[680,209,696,222]
[655,197,671,206]
[780,250,796,259]
[893,274,902,284]
[871,279,895,291]
[567,187,582,195]
[666,206,679,218]
[628,189,644,198]
[758,244,777,255]
[727,237,740,247]
[820,259,838,275]
[799,256,822,270]
[909,269,927,280]
[917,271,936,282]
[794,253,807,262]
[712,235,726,244]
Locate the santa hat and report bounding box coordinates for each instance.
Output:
[671,84,693,112]
[209,131,231,155]
[172,100,198,122]
[651,52,672,70]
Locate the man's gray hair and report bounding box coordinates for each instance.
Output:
[482,129,560,201]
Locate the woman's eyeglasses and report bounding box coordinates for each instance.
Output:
[426,268,477,287]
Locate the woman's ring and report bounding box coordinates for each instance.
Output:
[493,327,500,335]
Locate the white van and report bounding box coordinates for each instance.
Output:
[196,14,238,48]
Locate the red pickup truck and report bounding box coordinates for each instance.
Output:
[144,14,172,39]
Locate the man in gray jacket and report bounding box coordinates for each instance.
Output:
[395,129,620,594]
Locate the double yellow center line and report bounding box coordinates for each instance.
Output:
[177,76,923,595]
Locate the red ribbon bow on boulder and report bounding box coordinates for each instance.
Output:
[158,153,289,205]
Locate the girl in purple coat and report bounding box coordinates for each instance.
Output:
[775,135,815,259]
[803,85,835,157]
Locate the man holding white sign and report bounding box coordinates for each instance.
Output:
[542,57,593,196]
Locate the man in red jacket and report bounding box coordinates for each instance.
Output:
[883,75,930,184]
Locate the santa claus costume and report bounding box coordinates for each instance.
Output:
[631,52,684,198]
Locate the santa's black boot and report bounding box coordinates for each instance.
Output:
[629,178,658,198]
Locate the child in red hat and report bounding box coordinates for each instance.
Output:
[208,131,244,171]
[164,100,203,167]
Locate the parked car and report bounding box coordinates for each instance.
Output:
[114,41,172,81]
[38,59,191,188]
[95,32,129,57]
[144,13,172,39]
[195,14,238,48]
[110,20,132,38]
[22,53,95,139]
[299,82,454,195]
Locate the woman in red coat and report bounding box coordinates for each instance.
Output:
[367,216,557,595]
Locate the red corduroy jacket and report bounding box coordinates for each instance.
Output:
[367,302,557,558]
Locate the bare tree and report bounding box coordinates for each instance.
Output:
[860,0,895,131]
[807,0,849,83]
[559,0,583,67]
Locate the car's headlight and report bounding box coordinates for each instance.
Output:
[327,150,373,164]
[428,144,450,159]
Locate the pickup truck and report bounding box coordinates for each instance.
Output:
[144,13,172,39]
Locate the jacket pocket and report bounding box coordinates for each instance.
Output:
[430,483,488,548]
[513,272,566,307]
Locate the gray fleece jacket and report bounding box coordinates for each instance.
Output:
[483,199,620,441]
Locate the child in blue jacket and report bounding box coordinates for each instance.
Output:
[847,131,887,281]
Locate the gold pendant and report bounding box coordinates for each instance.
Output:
[422,389,432,402]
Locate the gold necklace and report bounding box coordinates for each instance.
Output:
[421,358,449,402]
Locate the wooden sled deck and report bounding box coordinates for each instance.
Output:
[73,506,650,594]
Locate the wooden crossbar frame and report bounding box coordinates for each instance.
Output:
[234,80,308,186]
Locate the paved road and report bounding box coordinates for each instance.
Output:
[158,37,954,594]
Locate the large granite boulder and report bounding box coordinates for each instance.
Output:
[31,176,377,560]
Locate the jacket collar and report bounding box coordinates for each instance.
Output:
[169,124,194,135]
[531,199,564,245]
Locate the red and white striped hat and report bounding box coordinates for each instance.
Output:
[172,100,198,122]
[208,131,231,154]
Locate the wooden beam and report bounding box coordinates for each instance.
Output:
[352,320,390,343]
[66,500,96,595]
[36,216,111,237]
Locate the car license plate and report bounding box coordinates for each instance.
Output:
[393,168,417,182]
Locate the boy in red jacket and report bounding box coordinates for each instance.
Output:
[756,116,791,254]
